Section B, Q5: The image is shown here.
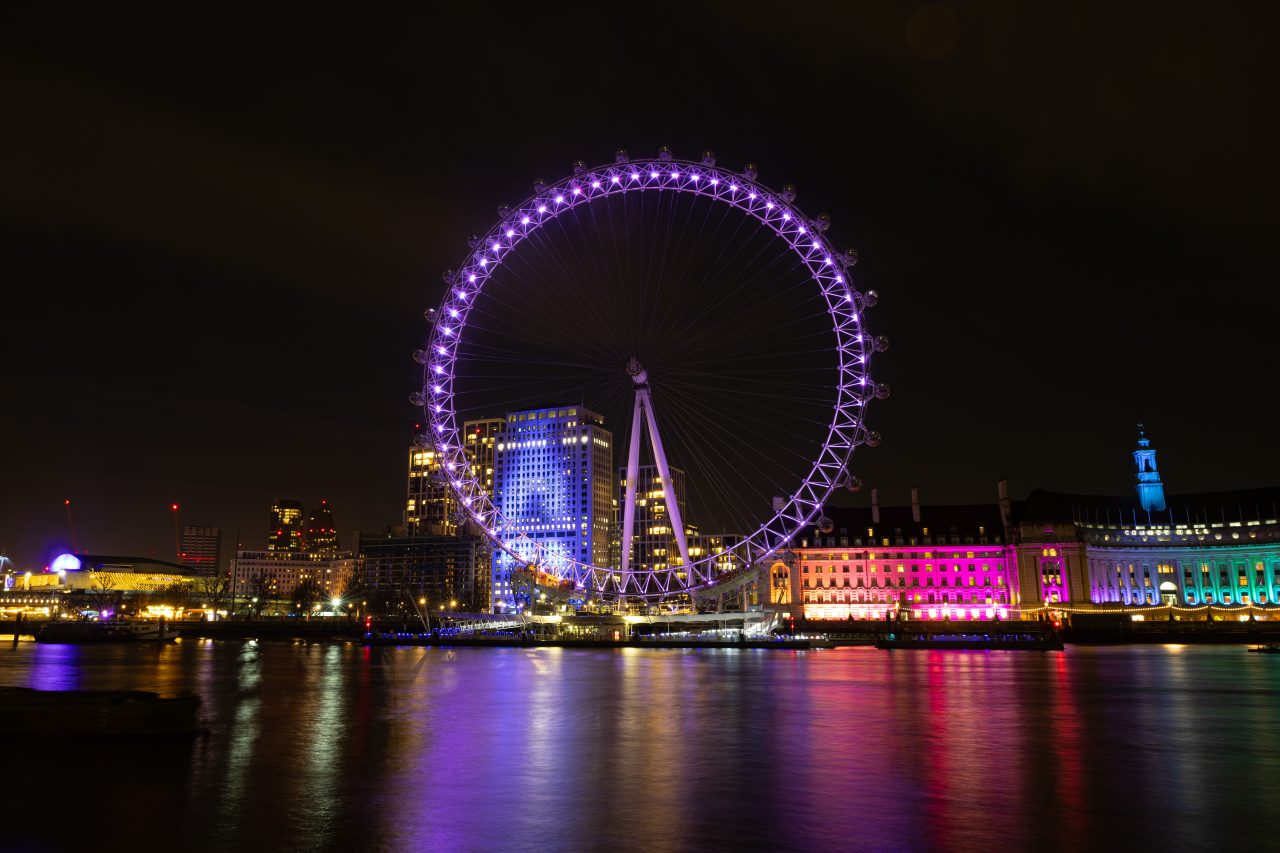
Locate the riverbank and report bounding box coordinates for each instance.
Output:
[5,616,1280,646]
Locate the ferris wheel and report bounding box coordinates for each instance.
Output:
[413,148,886,602]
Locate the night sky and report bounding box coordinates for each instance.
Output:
[3,3,1277,568]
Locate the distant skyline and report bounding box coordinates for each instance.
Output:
[4,4,1278,566]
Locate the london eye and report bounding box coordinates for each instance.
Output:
[413,148,885,604]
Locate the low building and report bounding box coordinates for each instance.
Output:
[230,550,356,601]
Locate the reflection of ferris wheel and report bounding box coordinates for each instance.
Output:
[413,148,886,602]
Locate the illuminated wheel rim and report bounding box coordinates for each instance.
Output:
[417,154,878,600]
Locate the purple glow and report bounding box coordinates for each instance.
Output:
[521,216,531,224]
[611,176,620,183]
[436,345,447,354]
[51,554,81,572]
[449,308,459,318]
[537,205,547,213]
[629,172,639,180]
[468,274,477,282]
[572,187,582,195]
[492,242,501,251]
[506,229,515,237]
[555,195,564,204]
[591,180,601,188]
[649,170,659,178]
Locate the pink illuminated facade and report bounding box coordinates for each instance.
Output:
[795,494,1020,620]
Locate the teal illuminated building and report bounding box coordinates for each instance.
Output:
[1010,426,1280,609]
[1133,423,1166,512]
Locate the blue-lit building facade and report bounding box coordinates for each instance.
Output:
[491,405,613,610]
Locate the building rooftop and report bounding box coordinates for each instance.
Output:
[803,503,1004,547]
[1015,487,1280,528]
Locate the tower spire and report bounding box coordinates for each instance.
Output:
[1133,423,1166,512]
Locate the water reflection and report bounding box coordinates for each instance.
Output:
[1,641,1278,852]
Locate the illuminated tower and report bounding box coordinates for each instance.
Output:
[406,444,457,537]
[464,417,506,504]
[1134,423,1166,513]
[491,405,613,609]
[268,499,305,552]
[179,525,222,575]
[306,500,340,556]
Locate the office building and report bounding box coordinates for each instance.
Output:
[268,499,305,552]
[306,500,340,556]
[179,525,222,576]
[231,550,356,601]
[491,405,613,610]
[355,532,490,613]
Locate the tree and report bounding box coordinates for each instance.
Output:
[90,571,120,618]
[197,573,231,614]
[291,577,323,616]
[246,573,271,618]
[152,581,193,609]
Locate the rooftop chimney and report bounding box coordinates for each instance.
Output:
[997,479,1012,531]
[911,487,921,523]
[870,488,880,524]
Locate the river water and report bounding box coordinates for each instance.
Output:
[2,641,1277,852]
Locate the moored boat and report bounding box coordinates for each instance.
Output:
[36,621,173,643]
